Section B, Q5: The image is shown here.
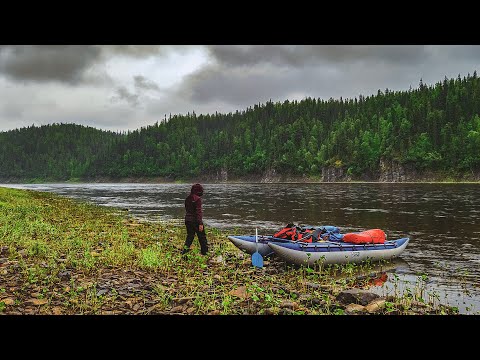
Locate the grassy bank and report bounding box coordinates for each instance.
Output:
[0,187,457,315]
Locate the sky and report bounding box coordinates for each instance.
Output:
[0,45,479,133]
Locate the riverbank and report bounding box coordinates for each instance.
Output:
[1,177,480,185]
[0,187,458,315]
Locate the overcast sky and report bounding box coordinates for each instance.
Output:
[0,45,479,133]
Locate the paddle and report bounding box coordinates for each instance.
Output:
[252,228,264,268]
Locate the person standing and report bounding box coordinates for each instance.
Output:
[182,183,209,256]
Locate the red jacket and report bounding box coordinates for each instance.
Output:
[185,184,204,224]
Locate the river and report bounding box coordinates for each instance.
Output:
[3,182,479,314]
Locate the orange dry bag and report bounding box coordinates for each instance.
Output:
[343,229,386,244]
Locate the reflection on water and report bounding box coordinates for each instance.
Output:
[2,182,480,314]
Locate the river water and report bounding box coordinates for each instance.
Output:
[3,182,479,314]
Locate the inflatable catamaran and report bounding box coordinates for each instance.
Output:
[228,225,409,265]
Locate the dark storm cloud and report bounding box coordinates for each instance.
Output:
[0,45,102,84]
[206,45,430,67]
[0,45,171,85]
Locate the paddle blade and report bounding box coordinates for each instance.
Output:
[252,251,263,268]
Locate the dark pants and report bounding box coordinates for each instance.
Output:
[182,221,208,255]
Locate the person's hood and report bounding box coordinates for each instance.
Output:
[191,183,204,196]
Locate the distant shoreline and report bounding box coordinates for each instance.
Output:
[0,176,479,185]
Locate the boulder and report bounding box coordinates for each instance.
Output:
[336,289,379,306]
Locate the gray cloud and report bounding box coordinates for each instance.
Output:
[134,75,160,92]
[206,45,431,67]
[102,45,196,58]
[112,86,140,107]
[0,45,103,84]
[179,65,294,104]
[1,101,25,119]
[0,45,178,85]
[110,76,162,108]
[0,85,59,126]
[426,45,480,59]
[102,45,166,58]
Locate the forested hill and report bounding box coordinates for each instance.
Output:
[1,72,480,182]
[0,123,122,180]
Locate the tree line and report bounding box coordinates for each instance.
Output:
[1,72,479,181]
